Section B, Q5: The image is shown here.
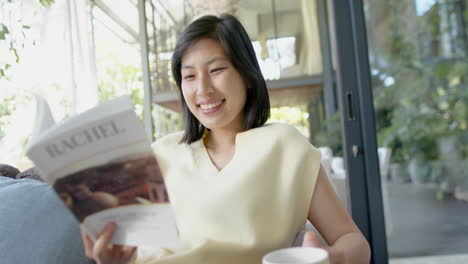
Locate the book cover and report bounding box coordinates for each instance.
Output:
[26,95,180,248]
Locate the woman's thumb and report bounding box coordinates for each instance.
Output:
[302,231,321,247]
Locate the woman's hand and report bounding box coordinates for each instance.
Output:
[301,230,321,247]
[80,222,137,264]
[302,231,345,264]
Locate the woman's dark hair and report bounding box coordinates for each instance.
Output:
[171,14,270,144]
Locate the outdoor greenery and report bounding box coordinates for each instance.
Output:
[268,105,311,138]
[313,0,468,199]
[0,0,54,78]
[372,0,468,197]
[0,95,18,140]
[0,0,55,142]
[97,64,145,120]
[314,111,342,156]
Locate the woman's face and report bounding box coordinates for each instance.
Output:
[180,38,247,132]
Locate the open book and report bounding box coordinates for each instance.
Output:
[26,95,180,248]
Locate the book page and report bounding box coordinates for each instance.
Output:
[55,152,180,248]
[28,94,56,146]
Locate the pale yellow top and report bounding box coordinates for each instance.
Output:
[140,123,321,264]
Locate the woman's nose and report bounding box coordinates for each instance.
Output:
[197,74,215,95]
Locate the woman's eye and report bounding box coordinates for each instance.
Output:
[210,67,225,74]
[183,75,195,80]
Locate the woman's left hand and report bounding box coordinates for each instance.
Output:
[302,231,344,264]
[301,230,322,248]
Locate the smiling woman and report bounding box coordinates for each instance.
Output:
[80,14,370,264]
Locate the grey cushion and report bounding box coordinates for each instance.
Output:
[16,167,43,181]
[0,164,20,179]
[0,176,92,264]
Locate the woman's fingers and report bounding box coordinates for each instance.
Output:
[93,222,117,258]
[81,222,137,264]
[80,225,95,258]
[121,246,138,262]
[110,245,137,263]
[302,231,321,247]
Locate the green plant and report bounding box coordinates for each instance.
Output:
[0,0,55,78]
[98,64,144,120]
[0,95,16,141]
[314,111,342,156]
[372,0,467,197]
[268,105,310,138]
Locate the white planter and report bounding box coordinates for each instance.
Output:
[390,163,409,183]
[408,158,429,184]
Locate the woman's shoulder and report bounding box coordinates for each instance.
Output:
[256,122,320,152]
[151,131,191,166]
[254,123,310,142]
[153,131,184,144]
[266,122,304,134]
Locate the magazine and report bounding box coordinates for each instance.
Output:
[26,95,180,248]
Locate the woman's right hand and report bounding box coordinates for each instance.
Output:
[80,222,137,264]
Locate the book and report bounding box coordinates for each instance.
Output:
[26,95,180,248]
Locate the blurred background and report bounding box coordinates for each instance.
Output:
[0,0,467,263]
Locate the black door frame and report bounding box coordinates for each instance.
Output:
[326,0,388,263]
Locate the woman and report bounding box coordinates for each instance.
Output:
[81,14,371,264]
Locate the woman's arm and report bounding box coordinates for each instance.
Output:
[306,166,371,264]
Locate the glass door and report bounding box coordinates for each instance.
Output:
[363,0,468,263]
[328,0,468,263]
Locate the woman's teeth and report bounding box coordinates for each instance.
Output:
[200,101,223,110]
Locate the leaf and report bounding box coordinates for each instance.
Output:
[436,190,444,201]
[22,25,31,29]
[9,43,20,63]
[1,24,9,33]
[0,24,9,40]
[39,0,55,8]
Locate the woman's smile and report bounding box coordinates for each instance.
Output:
[199,99,225,114]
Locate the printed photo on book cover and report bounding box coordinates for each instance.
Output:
[54,152,168,222]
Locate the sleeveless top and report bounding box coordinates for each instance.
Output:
[138,123,321,264]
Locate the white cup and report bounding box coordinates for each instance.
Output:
[262,247,329,264]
